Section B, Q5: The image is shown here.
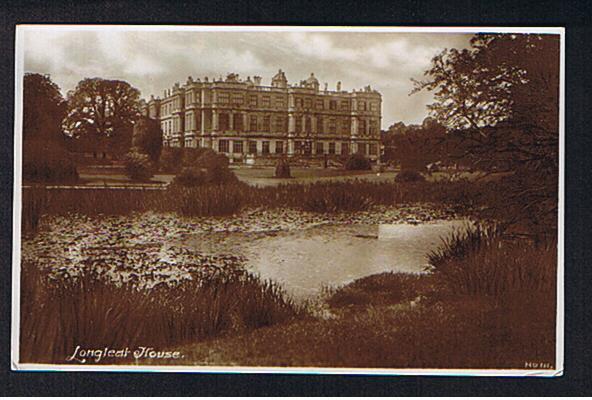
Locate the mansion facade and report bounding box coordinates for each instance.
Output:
[141,70,382,161]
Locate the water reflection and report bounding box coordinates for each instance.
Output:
[182,220,470,300]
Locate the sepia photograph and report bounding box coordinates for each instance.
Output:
[12,25,564,375]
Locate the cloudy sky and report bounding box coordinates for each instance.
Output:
[21,27,472,127]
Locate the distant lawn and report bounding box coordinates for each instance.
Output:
[71,163,505,188]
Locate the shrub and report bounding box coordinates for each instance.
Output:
[177,148,236,185]
[158,147,183,173]
[22,139,78,183]
[181,147,209,167]
[124,150,153,181]
[274,158,292,178]
[344,153,372,171]
[172,167,208,187]
[395,169,426,183]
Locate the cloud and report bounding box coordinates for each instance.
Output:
[21,27,472,125]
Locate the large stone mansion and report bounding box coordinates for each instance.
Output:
[141,70,382,161]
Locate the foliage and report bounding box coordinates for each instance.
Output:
[124,150,153,181]
[132,117,163,163]
[344,153,372,170]
[299,184,373,213]
[62,78,141,140]
[158,147,183,173]
[172,148,237,186]
[413,34,560,236]
[172,185,244,216]
[395,169,426,183]
[172,167,208,187]
[427,224,556,297]
[181,147,209,167]
[20,262,302,364]
[22,139,79,183]
[23,73,67,142]
[22,179,489,222]
[274,158,292,178]
[381,118,450,169]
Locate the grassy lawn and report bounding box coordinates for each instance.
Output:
[233,167,398,187]
[71,163,504,188]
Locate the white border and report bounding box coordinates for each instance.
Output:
[11,25,565,377]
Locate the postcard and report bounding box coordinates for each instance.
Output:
[12,25,564,376]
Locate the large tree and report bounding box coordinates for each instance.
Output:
[413,34,560,236]
[23,73,67,142]
[62,78,141,140]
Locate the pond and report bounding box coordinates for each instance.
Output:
[181,220,470,300]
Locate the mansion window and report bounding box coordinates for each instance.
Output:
[185,112,193,131]
[358,119,367,136]
[233,114,243,131]
[233,140,244,154]
[329,100,337,110]
[295,116,302,133]
[369,143,378,155]
[186,92,193,104]
[262,96,271,107]
[328,118,337,134]
[295,98,303,108]
[262,141,270,154]
[219,113,230,131]
[217,92,230,104]
[358,143,367,155]
[317,117,324,133]
[358,101,367,111]
[248,140,257,154]
[316,99,324,110]
[341,119,351,135]
[274,116,286,132]
[316,142,325,155]
[370,102,378,112]
[275,141,284,154]
[304,98,312,109]
[231,94,244,106]
[219,139,230,153]
[262,115,271,132]
[341,142,350,155]
[328,142,336,154]
[249,115,258,132]
[369,120,378,135]
[249,95,258,107]
[275,96,285,108]
[305,117,312,133]
[340,100,349,110]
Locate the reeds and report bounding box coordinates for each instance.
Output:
[19,262,302,364]
[21,179,484,228]
[427,224,557,297]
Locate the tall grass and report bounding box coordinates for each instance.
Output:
[20,262,302,364]
[21,179,484,229]
[427,224,557,297]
